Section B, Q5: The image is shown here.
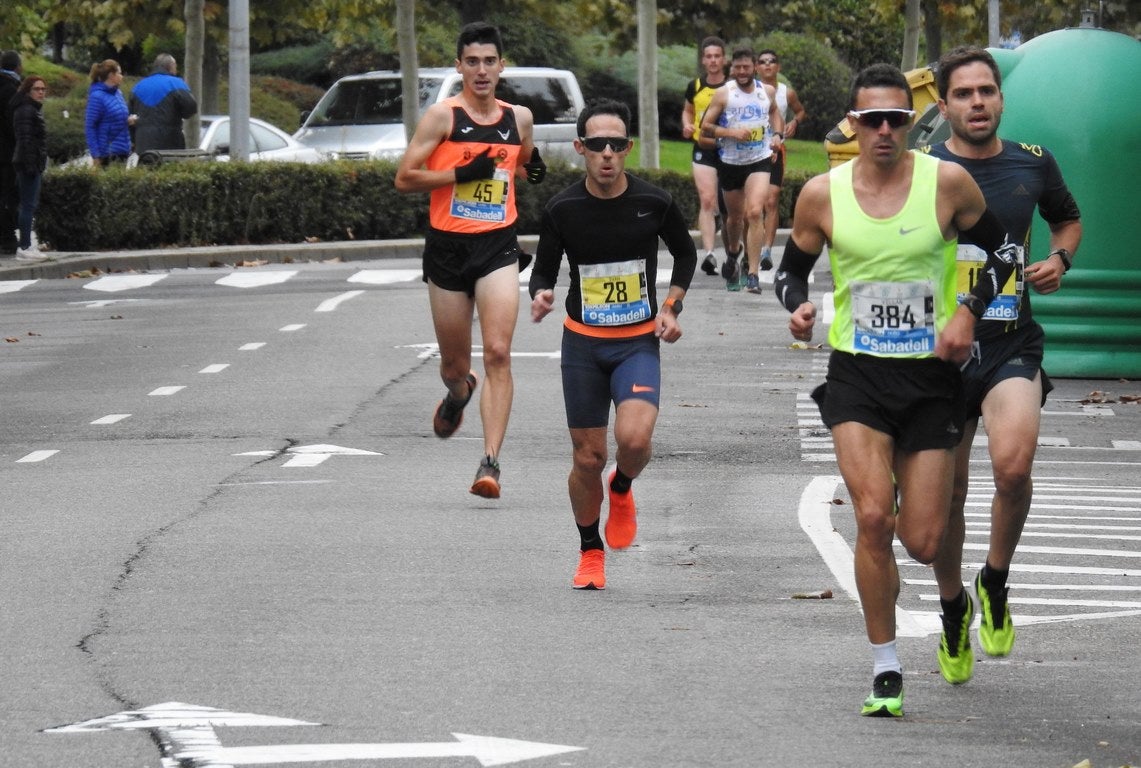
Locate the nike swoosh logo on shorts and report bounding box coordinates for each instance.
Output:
[631,384,655,393]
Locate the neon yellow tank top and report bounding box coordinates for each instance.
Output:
[827,151,957,357]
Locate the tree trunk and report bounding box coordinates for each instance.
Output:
[637,0,659,169]
[184,0,204,148]
[901,0,921,70]
[922,0,942,66]
[397,0,419,142]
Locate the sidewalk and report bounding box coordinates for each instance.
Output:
[0,230,791,280]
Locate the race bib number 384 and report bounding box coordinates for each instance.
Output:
[579,259,650,326]
[850,280,935,354]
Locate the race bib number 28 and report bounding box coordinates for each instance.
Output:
[579,259,650,326]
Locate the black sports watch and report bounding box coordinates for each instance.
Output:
[663,297,683,316]
[959,294,987,319]
[1050,247,1073,273]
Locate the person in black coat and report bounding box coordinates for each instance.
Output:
[129,53,197,153]
[11,75,48,261]
[0,50,22,255]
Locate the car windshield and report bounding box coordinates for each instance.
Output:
[307,77,442,126]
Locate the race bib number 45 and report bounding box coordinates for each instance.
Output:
[850,280,935,355]
[579,259,650,326]
[451,168,511,222]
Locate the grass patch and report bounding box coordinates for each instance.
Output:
[627,138,827,176]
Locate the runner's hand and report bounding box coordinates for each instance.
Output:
[531,289,555,323]
[523,148,546,185]
[454,148,496,183]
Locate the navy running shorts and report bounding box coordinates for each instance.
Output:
[422,226,521,296]
[960,322,1053,420]
[561,327,661,429]
[812,350,965,452]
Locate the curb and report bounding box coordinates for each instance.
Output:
[0,229,791,280]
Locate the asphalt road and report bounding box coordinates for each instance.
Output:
[2,248,1139,768]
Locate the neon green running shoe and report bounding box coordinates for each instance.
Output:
[975,571,1015,656]
[937,591,975,684]
[860,670,904,717]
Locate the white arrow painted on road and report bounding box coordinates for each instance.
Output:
[45,702,585,767]
[235,443,383,468]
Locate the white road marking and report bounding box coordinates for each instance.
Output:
[239,342,266,350]
[17,450,59,463]
[199,364,230,374]
[45,701,584,767]
[91,414,131,425]
[348,269,422,285]
[84,274,167,292]
[216,271,298,288]
[0,280,36,293]
[149,386,186,396]
[279,324,306,332]
[1114,440,1141,450]
[315,290,365,312]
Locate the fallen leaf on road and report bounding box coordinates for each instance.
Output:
[5,336,19,343]
[235,259,269,268]
[792,589,834,599]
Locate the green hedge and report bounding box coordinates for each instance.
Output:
[37,161,812,251]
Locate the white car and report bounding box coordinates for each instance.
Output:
[199,115,324,163]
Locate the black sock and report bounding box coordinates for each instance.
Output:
[577,521,603,551]
[981,562,1009,592]
[940,588,967,616]
[610,468,633,494]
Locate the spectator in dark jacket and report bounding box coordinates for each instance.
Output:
[0,50,21,255]
[129,53,197,153]
[85,59,134,166]
[12,75,48,261]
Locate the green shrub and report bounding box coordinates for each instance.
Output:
[250,41,337,88]
[36,160,812,251]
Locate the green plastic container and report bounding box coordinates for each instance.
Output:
[989,28,1141,378]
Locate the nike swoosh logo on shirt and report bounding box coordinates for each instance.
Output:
[899,226,921,235]
[637,211,653,218]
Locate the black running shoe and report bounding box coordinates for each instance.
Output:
[861,670,903,717]
[432,372,478,438]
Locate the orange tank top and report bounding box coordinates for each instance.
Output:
[427,97,523,234]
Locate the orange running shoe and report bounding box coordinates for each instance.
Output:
[572,549,606,590]
[469,456,501,499]
[433,372,478,438]
[604,469,637,549]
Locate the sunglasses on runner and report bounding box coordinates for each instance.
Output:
[848,108,916,128]
[580,136,631,153]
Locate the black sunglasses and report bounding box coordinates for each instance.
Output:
[848,108,915,129]
[580,136,631,153]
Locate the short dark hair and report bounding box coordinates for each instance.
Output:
[756,48,778,62]
[576,98,631,137]
[456,21,503,60]
[1,50,21,71]
[700,36,725,54]
[936,45,1002,100]
[731,47,755,63]
[849,63,912,111]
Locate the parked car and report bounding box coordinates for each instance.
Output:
[293,67,585,164]
[200,115,324,163]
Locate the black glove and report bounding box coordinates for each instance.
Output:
[523,147,546,185]
[454,148,496,184]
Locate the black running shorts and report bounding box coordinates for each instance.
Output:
[422,226,521,297]
[812,351,966,452]
[960,322,1053,420]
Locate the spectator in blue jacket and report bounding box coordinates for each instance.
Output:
[85,59,134,166]
[129,53,197,153]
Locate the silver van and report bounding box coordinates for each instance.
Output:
[293,67,585,164]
